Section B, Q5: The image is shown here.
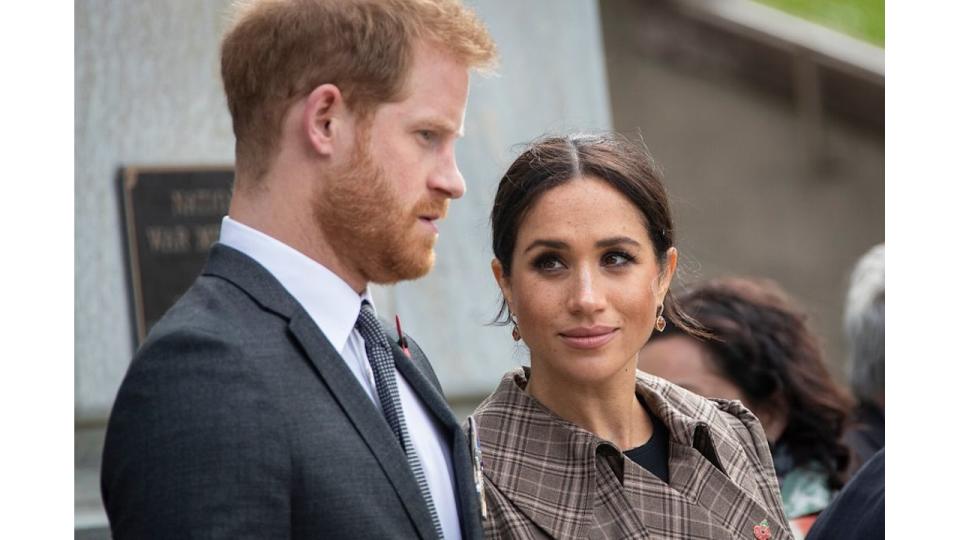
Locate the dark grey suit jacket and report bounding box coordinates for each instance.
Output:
[101,244,482,539]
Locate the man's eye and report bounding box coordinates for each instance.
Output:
[417,130,436,144]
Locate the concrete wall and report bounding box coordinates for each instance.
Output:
[599,0,884,379]
[76,1,236,422]
[75,0,611,530]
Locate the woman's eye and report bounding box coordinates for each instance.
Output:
[417,130,436,144]
[533,255,565,272]
[602,251,635,267]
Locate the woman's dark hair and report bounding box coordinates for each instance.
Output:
[490,132,705,338]
[651,277,853,489]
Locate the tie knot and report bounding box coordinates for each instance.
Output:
[356,300,377,328]
[355,301,388,348]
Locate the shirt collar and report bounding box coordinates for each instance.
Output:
[218,216,372,353]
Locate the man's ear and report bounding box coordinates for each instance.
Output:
[491,258,512,307]
[303,84,347,157]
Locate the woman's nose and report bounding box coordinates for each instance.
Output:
[567,267,605,315]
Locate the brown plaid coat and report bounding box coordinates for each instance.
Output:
[469,369,791,539]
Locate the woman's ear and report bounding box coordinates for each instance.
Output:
[491,258,512,307]
[657,247,679,302]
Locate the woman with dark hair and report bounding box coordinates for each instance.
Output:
[469,133,790,539]
[637,277,853,537]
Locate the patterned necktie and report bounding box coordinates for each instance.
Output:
[355,301,444,539]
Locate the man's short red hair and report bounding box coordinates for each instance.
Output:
[220,0,497,184]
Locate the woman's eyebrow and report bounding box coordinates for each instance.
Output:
[523,239,568,254]
[595,236,641,249]
[523,236,642,254]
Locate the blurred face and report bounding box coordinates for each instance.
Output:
[317,42,468,284]
[637,335,787,441]
[636,335,747,402]
[494,177,676,386]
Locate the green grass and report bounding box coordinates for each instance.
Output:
[752,0,884,46]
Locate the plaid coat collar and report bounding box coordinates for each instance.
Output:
[473,368,790,539]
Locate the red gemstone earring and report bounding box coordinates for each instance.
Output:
[655,304,666,332]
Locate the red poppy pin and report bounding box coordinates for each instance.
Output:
[753,519,771,540]
[395,315,412,358]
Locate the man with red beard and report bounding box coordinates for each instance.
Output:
[100,1,497,539]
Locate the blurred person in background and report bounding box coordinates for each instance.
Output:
[638,277,852,537]
[805,447,884,540]
[470,134,790,539]
[842,244,884,471]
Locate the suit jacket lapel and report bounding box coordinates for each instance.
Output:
[287,313,439,540]
[392,347,458,434]
[389,337,484,540]
[203,245,438,540]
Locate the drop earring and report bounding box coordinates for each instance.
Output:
[655,304,666,332]
[511,316,521,341]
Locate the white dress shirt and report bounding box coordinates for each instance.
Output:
[219,216,461,540]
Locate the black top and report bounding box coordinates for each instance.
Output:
[624,397,670,484]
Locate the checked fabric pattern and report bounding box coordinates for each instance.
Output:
[471,368,792,539]
[355,301,444,539]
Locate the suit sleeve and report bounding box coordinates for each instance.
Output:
[101,329,291,539]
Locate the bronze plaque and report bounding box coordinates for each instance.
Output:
[120,166,234,346]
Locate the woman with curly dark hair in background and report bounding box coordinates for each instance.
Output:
[637,277,852,538]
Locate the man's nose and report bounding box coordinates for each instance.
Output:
[428,149,466,199]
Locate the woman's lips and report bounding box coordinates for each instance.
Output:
[558,327,618,349]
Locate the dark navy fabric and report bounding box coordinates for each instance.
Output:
[806,447,885,540]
